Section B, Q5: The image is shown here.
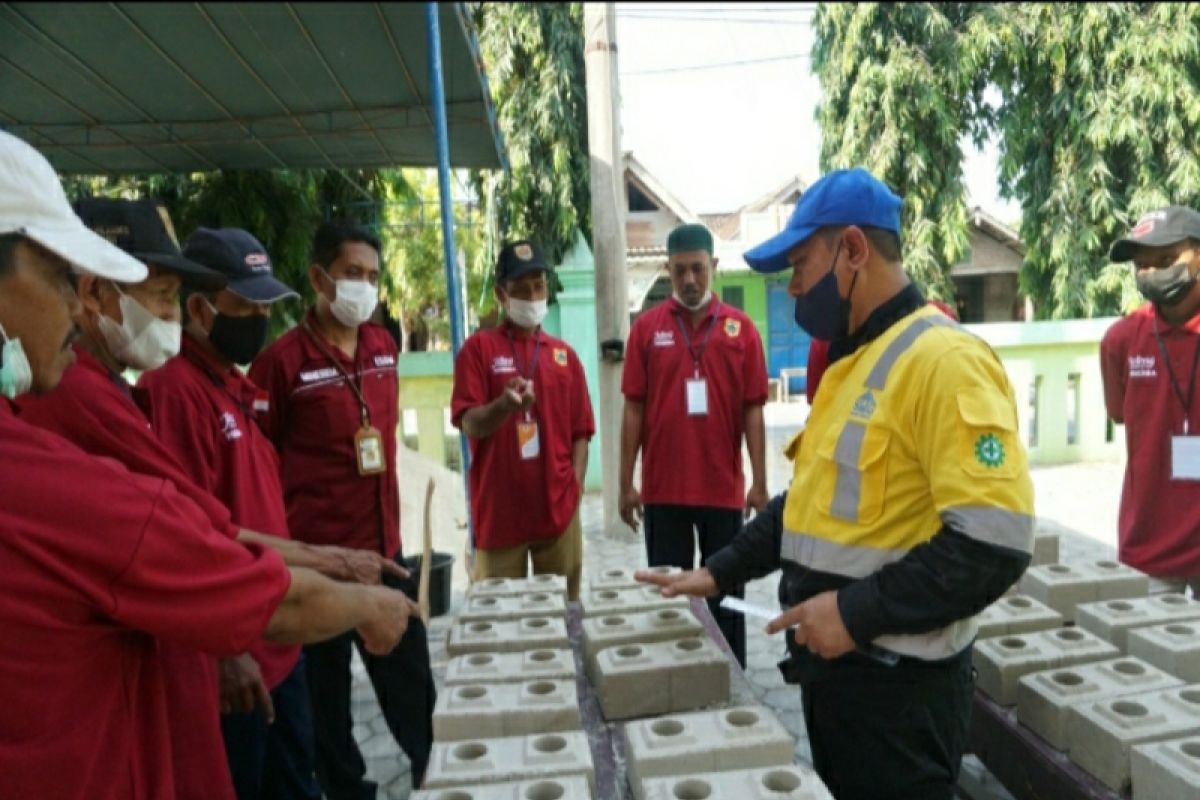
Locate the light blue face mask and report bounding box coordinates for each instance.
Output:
[0,320,32,399]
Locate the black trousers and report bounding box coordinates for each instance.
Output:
[799,650,974,800]
[644,504,746,668]
[304,566,436,800]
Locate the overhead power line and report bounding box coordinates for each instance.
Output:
[622,52,811,77]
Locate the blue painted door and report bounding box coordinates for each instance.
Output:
[766,279,811,395]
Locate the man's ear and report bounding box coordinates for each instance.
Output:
[309,263,327,297]
[75,274,106,315]
[185,292,210,330]
[844,226,871,269]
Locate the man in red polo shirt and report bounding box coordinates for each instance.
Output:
[249,222,436,799]
[619,223,769,668]
[0,130,415,800]
[451,240,595,600]
[1102,207,1200,595]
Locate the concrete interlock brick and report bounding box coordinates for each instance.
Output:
[444,649,577,687]
[1129,621,1200,683]
[433,679,581,741]
[592,636,730,721]
[641,765,833,800]
[467,575,569,599]
[1130,735,1200,800]
[973,627,1120,705]
[423,731,595,792]
[976,594,1064,639]
[580,607,704,664]
[580,585,690,618]
[457,592,567,623]
[1018,561,1150,622]
[447,617,570,657]
[410,774,594,800]
[1016,657,1184,750]
[587,565,680,591]
[1066,684,1200,791]
[1076,593,1200,652]
[623,705,794,800]
[1031,533,1060,567]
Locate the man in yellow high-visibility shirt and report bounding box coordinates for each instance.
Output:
[637,167,1034,800]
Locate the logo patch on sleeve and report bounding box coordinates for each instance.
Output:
[553,347,568,367]
[974,433,1006,468]
[724,319,741,338]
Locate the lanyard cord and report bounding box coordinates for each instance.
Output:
[674,299,721,377]
[1152,317,1200,435]
[302,320,372,427]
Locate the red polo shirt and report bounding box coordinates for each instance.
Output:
[0,399,289,800]
[18,346,245,800]
[1101,302,1200,576]
[622,297,768,509]
[139,335,302,690]
[249,310,402,557]
[450,322,595,550]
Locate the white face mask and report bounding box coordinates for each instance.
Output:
[96,285,181,371]
[673,289,713,312]
[0,320,32,399]
[323,268,379,328]
[505,297,548,329]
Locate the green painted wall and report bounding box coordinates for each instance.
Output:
[712,270,769,360]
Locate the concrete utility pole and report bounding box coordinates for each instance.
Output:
[584,2,632,540]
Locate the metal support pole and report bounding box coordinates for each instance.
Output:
[426,1,475,548]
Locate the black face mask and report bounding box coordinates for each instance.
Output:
[208,313,269,365]
[1137,259,1198,307]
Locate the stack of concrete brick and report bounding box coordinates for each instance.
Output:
[591,637,730,721]
[580,585,691,618]
[973,626,1121,704]
[412,775,593,800]
[1017,560,1150,623]
[641,765,833,800]
[432,680,582,741]
[422,732,596,794]
[466,574,569,599]
[1129,620,1200,682]
[457,592,567,623]
[1075,594,1200,651]
[446,617,571,657]
[974,594,1063,639]
[588,565,681,591]
[1131,735,1200,799]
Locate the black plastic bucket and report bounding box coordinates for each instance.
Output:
[404,551,455,618]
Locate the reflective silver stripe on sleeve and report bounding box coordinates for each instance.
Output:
[941,506,1035,554]
[873,618,978,661]
[864,313,955,391]
[779,529,906,579]
[830,422,866,521]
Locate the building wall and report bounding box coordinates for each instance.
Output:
[626,209,683,250]
[711,270,769,360]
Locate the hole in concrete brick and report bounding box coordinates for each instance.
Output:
[651,566,673,574]
[1096,561,1120,569]
[526,681,557,696]
[1182,743,1200,760]
[524,782,565,800]
[435,792,475,800]
[529,650,556,662]
[762,770,802,792]
[675,639,703,652]
[1048,565,1073,574]
[1052,672,1084,686]
[656,610,682,622]
[1161,594,1189,605]
[725,710,760,727]
[1006,597,1033,608]
[529,593,550,602]
[468,623,493,634]
[457,686,488,700]
[601,616,626,627]
[532,735,567,753]
[476,598,498,607]
[651,720,685,737]
[605,569,624,578]
[1180,690,1200,705]
[466,655,494,667]
[617,646,643,658]
[525,618,550,629]
[672,780,712,799]
[483,579,506,588]
[1167,625,1196,636]
[532,575,554,583]
[1111,701,1149,717]
[1056,629,1086,642]
[452,742,489,761]
[1107,601,1134,612]
[1113,661,1146,676]
[597,590,620,600]
[999,637,1027,650]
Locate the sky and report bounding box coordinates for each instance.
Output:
[613,3,1019,223]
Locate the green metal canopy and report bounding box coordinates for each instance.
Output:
[0,1,507,174]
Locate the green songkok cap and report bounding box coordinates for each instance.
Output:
[667,223,714,255]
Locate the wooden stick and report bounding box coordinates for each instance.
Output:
[418,477,434,626]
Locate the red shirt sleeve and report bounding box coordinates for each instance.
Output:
[621,317,649,401]
[570,350,596,441]
[1100,320,1128,423]
[743,320,769,405]
[141,379,220,496]
[451,335,489,430]
[806,339,831,404]
[247,348,292,448]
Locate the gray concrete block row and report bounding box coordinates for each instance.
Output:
[973,626,1121,705]
[592,636,730,721]
[1016,657,1184,749]
[443,649,577,687]
[433,679,581,742]
[1031,533,1061,567]
[423,731,595,792]
[641,765,833,800]
[975,594,1064,640]
[447,617,570,657]
[1075,594,1200,651]
[1018,561,1150,622]
[1066,684,1200,791]
[1130,621,1200,683]
[580,607,704,663]
[466,575,569,599]
[1131,735,1200,800]
[457,592,567,623]
[586,565,680,592]
[412,775,592,800]
[580,585,690,618]
[623,705,794,800]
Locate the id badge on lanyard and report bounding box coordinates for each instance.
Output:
[686,372,709,416]
[355,424,387,475]
[517,412,541,460]
[1154,322,1200,481]
[677,303,719,417]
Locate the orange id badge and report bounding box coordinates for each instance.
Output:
[354,425,386,475]
[517,418,540,460]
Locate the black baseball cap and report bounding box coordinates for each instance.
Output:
[496,239,549,284]
[1110,206,1200,263]
[72,198,227,291]
[183,227,299,303]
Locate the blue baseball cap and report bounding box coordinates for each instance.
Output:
[743,167,903,273]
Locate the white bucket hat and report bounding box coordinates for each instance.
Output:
[0,131,146,282]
